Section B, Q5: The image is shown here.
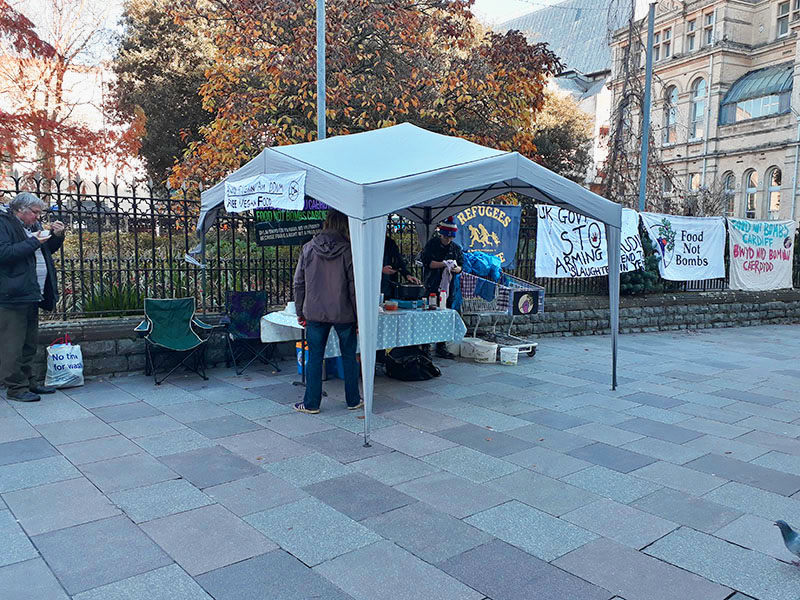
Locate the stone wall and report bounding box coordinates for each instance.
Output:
[34,289,800,377]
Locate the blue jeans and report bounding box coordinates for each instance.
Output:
[303,321,360,411]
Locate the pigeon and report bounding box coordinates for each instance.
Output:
[774,520,800,565]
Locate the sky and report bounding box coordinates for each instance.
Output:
[471,0,558,25]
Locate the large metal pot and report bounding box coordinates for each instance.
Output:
[390,282,426,300]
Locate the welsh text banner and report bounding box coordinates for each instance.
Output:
[728,218,796,291]
[224,171,306,213]
[534,206,644,278]
[640,213,725,281]
[454,205,522,268]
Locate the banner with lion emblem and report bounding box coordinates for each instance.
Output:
[453,204,522,268]
[640,213,725,281]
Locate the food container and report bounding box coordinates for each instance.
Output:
[500,347,519,365]
[384,301,399,311]
[391,282,426,300]
[474,341,498,363]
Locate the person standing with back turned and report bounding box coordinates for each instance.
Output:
[293,210,362,414]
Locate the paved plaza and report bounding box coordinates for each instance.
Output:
[2,324,800,599]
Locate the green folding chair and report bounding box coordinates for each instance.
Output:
[135,298,215,385]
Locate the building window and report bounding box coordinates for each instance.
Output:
[686,19,696,51]
[688,172,701,191]
[663,28,672,58]
[723,172,736,216]
[703,13,714,46]
[778,2,790,37]
[663,86,678,144]
[736,95,781,121]
[795,0,800,22]
[744,170,759,219]
[690,78,706,140]
[768,168,782,217]
[653,32,661,61]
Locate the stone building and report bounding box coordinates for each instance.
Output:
[611,0,800,220]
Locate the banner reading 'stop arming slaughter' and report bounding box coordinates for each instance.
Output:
[534,206,644,278]
[728,218,796,291]
[639,213,726,281]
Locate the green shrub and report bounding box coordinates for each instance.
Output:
[81,284,144,317]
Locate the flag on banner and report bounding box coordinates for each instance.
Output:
[534,205,644,278]
[224,171,306,213]
[453,205,522,268]
[639,213,726,281]
[728,218,796,291]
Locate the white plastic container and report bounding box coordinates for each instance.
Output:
[474,341,498,363]
[500,347,519,365]
[445,341,461,357]
[459,337,482,359]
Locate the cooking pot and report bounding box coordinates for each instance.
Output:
[390,282,425,300]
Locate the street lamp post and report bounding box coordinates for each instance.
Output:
[316,0,326,141]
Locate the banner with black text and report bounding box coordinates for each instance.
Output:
[640,213,725,281]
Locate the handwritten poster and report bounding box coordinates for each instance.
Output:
[640,213,726,281]
[454,205,522,268]
[534,206,644,278]
[728,218,796,291]
[224,171,306,213]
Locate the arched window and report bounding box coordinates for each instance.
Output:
[689,79,706,140]
[768,168,782,218]
[744,170,759,219]
[663,86,678,144]
[723,172,736,216]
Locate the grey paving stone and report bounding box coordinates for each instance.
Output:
[567,442,657,473]
[225,398,290,419]
[141,504,275,576]
[685,453,800,496]
[554,536,731,600]
[0,509,38,567]
[631,461,727,496]
[421,446,520,483]
[561,465,662,504]
[109,479,214,523]
[350,451,440,486]
[257,412,336,437]
[0,415,39,443]
[133,429,216,457]
[266,452,354,487]
[58,435,141,465]
[395,472,510,519]
[503,445,592,478]
[0,558,69,600]
[736,430,800,456]
[435,423,534,457]
[73,563,212,600]
[561,498,678,549]
[315,539,483,600]
[661,369,708,383]
[157,400,233,424]
[752,451,800,477]
[112,414,186,438]
[624,404,690,424]
[204,473,307,516]
[678,417,753,439]
[436,404,529,432]
[565,423,645,446]
[196,550,353,600]
[438,539,610,600]
[70,389,139,409]
[89,401,162,423]
[704,481,800,521]
[159,445,262,489]
[3,477,120,535]
[303,473,415,521]
[711,388,783,407]
[0,455,80,493]
[631,488,743,534]
[13,397,92,425]
[672,403,748,424]
[315,411,397,434]
[378,405,465,433]
[685,434,769,462]
[506,422,594,452]
[35,417,117,446]
[362,501,493,564]
[298,427,393,462]
[645,527,797,600]
[734,416,800,438]
[615,418,703,444]
[489,469,598,516]
[564,405,636,425]
[0,436,58,466]
[516,408,590,430]
[79,453,177,493]
[465,500,596,561]
[33,514,172,595]
[715,514,797,562]
[245,497,380,566]
[674,390,737,408]
[621,437,706,465]
[217,427,311,465]
[725,401,799,423]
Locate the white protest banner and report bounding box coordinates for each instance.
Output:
[224,171,306,213]
[534,205,644,278]
[728,218,796,291]
[639,213,726,281]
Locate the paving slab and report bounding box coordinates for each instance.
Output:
[89,401,162,423]
[33,515,172,595]
[73,563,212,600]
[703,481,800,521]
[735,416,800,438]
[615,418,702,444]
[13,397,92,425]
[185,415,263,439]
[0,558,69,600]
[245,497,380,566]
[736,430,800,456]
[350,451,440,486]
[160,445,263,488]
[554,536,731,600]
[564,404,636,425]
[685,434,769,462]
[35,417,117,446]
[620,437,706,465]
[438,539,610,600]
[672,403,747,423]
[395,471,510,518]
[567,442,657,473]
[0,436,58,466]
[566,423,645,446]
[196,550,353,600]
[685,452,800,496]
[79,453,177,493]
[204,472,306,516]
[676,417,753,439]
[0,509,38,567]
[631,488,743,533]
[751,451,800,477]
[217,427,311,465]
[516,408,591,430]
[503,445,592,478]
[561,465,662,503]
[303,473,415,521]
[435,423,534,457]
[421,446,520,483]
[711,388,784,407]
[489,469,598,516]
[631,460,727,496]
[367,424,456,458]
[506,423,594,452]
[315,539,483,600]
[623,404,690,424]
[109,479,214,523]
[715,514,798,562]
[265,452,354,486]
[111,414,186,438]
[0,455,80,493]
[58,435,141,464]
[224,398,290,419]
[0,415,39,443]
[435,404,529,432]
[257,412,336,437]
[133,428,216,457]
[378,406,465,433]
[156,400,233,424]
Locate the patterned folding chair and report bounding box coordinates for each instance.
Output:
[135,298,214,385]
[221,291,280,375]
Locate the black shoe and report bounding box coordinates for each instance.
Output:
[435,348,456,360]
[30,385,56,394]
[8,391,41,402]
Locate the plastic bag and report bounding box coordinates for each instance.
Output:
[45,335,84,388]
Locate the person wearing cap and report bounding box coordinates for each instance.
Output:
[421,216,463,359]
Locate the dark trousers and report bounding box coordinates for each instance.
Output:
[304,321,360,411]
[0,304,39,395]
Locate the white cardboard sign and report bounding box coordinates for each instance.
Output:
[224,171,306,213]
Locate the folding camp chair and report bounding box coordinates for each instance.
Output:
[221,291,280,375]
[135,298,215,385]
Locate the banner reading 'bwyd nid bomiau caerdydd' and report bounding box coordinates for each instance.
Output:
[728,218,797,291]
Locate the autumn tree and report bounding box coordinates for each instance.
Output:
[169,0,561,187]
[531,88,593,183]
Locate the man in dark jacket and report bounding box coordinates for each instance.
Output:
[0,193,65,402]
[292,210,361,414]
[381,235,421,297]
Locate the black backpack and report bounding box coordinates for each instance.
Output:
[384,346,441,381]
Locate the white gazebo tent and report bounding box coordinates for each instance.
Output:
[198,123,622,445]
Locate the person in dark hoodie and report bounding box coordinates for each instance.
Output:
[0,193,66,402]
[292,210,361,414]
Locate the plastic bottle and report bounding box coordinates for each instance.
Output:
[428,293,438,310]
[439,290,448,309]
